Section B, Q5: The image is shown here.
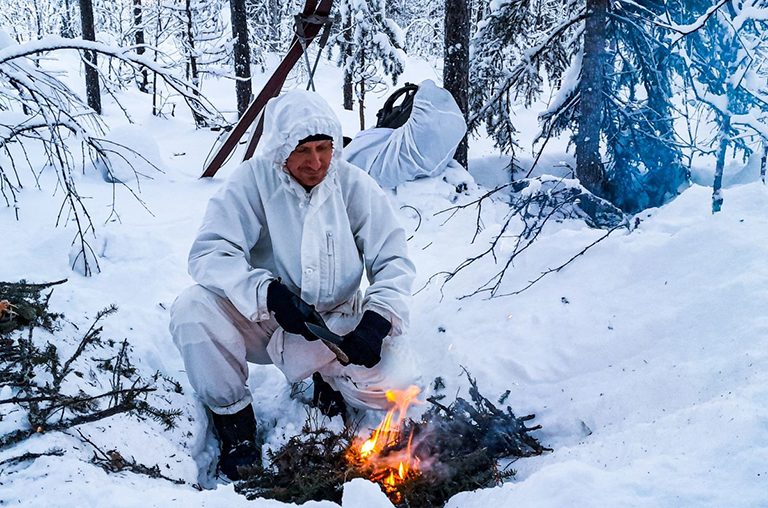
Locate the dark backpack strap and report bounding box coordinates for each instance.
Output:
[375,83,419,129]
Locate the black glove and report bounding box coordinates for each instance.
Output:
[340,310,391,368]
[266,280,324,341]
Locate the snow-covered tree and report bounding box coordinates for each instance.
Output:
[164,0,228,125]
[335,0,405,129]
[0,0,67,41]
[471,0,688,213]
[245,0,294,65]
[664,0,768,212]
[0,35,222,272]
[393,0,444,59]
[470,0,575,160]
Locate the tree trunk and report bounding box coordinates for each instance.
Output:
[33,0,43,41]
[443,0,470,168]
[343,71,354,111]
[268,0,281,52]
[184,0,208,126]
[152,11,161,116]
[575,0,608,196]
[134,0,148,93]
[342,16,354,111]
[61,0,75,38]
[79,0,101,114]
[356,48,366,130]
[230,0,252,118]
[712,115,730,213]
[761,142,767,185]
[358,76,366,130]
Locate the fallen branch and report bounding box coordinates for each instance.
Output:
[76,429,185,485]
[494,221,626,297]
[0,448,65,470]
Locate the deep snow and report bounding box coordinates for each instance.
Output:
[1,47,767,508]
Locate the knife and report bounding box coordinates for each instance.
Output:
[305,322,350,365]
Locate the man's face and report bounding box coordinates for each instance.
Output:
[284,139,333,190]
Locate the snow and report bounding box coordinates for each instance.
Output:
[2,45,768,508]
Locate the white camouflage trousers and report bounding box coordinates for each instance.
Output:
[169,284,414,415]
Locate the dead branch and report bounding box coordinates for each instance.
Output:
[419,177,625,299]
[495,221,627,297]
[75,429,185,484]
[0,449,65,470]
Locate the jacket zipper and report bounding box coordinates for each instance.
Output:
[326,232,335,297]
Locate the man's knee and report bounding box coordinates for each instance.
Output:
[170,285,221,328]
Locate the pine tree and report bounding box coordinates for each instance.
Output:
[471,0,688,213]
[470,0,573,157]
[230,0,252,118]
[335,0,405,129]
[444,0,470,167]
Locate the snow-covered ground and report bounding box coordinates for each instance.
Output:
[1,50,767,508]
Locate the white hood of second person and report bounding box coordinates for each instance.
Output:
[255,89,345,172]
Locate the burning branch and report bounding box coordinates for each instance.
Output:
[236,372,550,507]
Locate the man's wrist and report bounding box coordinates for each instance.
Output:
[358,310,391,339]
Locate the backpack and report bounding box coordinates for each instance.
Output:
[375,83,419,129]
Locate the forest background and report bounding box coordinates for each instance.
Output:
[1,1,767,507]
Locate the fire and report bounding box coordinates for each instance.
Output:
[351,385,422,501]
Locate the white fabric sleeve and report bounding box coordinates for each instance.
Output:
[187,162,275,321]
[345,169,416,335]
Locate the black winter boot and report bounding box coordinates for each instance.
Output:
[211,404,261,481]
[312,372,347,424]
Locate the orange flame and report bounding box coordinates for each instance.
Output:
[353,385,422,500]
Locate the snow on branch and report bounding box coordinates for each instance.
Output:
[469,8,586,129]
[657,0,732,45]
[0,33,225,275]
[0,35,224,124]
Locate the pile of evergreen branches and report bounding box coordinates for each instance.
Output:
[236,370,550,507]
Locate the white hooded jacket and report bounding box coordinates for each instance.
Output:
[188,90,415,335]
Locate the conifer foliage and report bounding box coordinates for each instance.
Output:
[0,280,183,451]
[471,0,688,213]
[470,0,768,213]
[335,0,405,129]
[664,0,768,212]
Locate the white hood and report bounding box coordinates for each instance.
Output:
[255,89,345,170]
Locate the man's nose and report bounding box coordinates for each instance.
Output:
[306,150,322,170]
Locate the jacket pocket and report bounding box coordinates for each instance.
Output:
[326,231,336,297]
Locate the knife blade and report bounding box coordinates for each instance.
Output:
[305,322,350,365]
